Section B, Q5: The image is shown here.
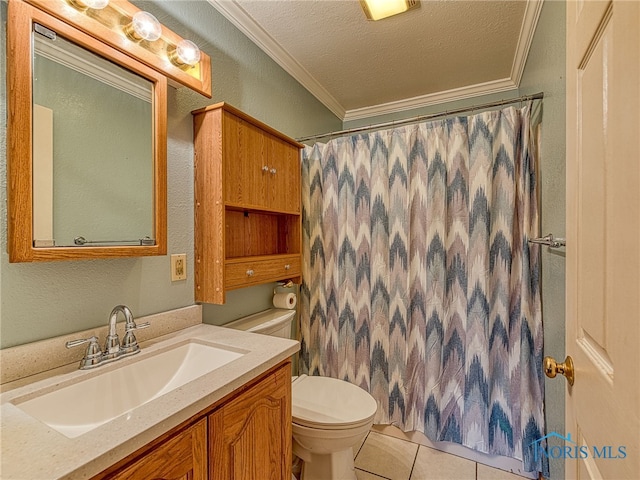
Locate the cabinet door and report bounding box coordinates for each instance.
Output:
[282,143,301,213]
[209,363,292,480]
[245,121,269,208]
[266,138,300,214]
[224,112,252,206]
[109,418,207,480]
[224,113,269,209]
[224,112,300,214]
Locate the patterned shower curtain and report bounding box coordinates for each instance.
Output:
[300,104,547,475]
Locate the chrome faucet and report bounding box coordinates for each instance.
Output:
[66,305,150,369]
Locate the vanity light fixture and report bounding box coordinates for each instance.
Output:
[170,39,201,67]
[23,0,212,97]
[126,11,162,42]
[360,0,419,21]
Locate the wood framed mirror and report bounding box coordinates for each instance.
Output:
[7,0,168,262]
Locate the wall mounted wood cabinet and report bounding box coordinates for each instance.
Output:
[192,103,303,304]
[94,361,292,480]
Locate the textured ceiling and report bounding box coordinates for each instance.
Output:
[210,0,540,120]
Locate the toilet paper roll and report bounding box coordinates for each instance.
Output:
[273,292,297,310]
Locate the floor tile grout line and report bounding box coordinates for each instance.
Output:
[354,431,371,460]
[407,444,420,480]
[355,467,392,480]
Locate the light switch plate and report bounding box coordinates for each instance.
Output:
[171,254,187,281]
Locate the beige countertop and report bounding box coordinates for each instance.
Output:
[0,324,299,479]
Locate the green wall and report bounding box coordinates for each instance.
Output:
[0,0,341,348]
[519,2,566,479]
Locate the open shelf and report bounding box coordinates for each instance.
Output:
[225,209,300,259]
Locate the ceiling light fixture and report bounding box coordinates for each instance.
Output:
[360,0,419,21]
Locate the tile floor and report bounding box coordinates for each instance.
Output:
[353,430,528,480]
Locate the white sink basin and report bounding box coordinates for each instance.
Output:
[13,340,245,438]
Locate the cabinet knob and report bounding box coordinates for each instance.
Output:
[284,264,291,270]
[270,168,277,175]
[262,165,269,172]
[246,269,255,277]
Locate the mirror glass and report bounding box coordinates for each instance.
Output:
[31,25,155,248]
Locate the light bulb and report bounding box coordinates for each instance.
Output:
[82,0,109,9]
[68,0,109,10]
[171,39,201,67]
[128,11,162,42]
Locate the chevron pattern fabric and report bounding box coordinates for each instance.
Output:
[300,105,547,475]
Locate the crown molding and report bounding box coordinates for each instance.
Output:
[343,78,518,122]
[510,0,544,86]
[207,0,345,119]
[344,0,543,121]
[208,0,542,122]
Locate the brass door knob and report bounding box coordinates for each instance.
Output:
[544,355,574,386]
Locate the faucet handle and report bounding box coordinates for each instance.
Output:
[126,321,150,332]
[66,336,103,369]
[66,335,100,351]
[121,321,150,354]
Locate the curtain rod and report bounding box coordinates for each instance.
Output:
[296,92,544,143]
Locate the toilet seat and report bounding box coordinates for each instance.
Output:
[292,375,378,430]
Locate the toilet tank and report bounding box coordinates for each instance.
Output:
[225,309,295,339]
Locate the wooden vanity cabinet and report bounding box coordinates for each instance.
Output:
[93,361,291,480]
[209,357,291,480]
[108,419,207,480]
[192,103,303,304]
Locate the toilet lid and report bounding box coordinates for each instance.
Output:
[292,375,378,429]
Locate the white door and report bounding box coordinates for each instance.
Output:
[565,1,640,479]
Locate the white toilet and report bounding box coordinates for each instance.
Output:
[226,309,378,480]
